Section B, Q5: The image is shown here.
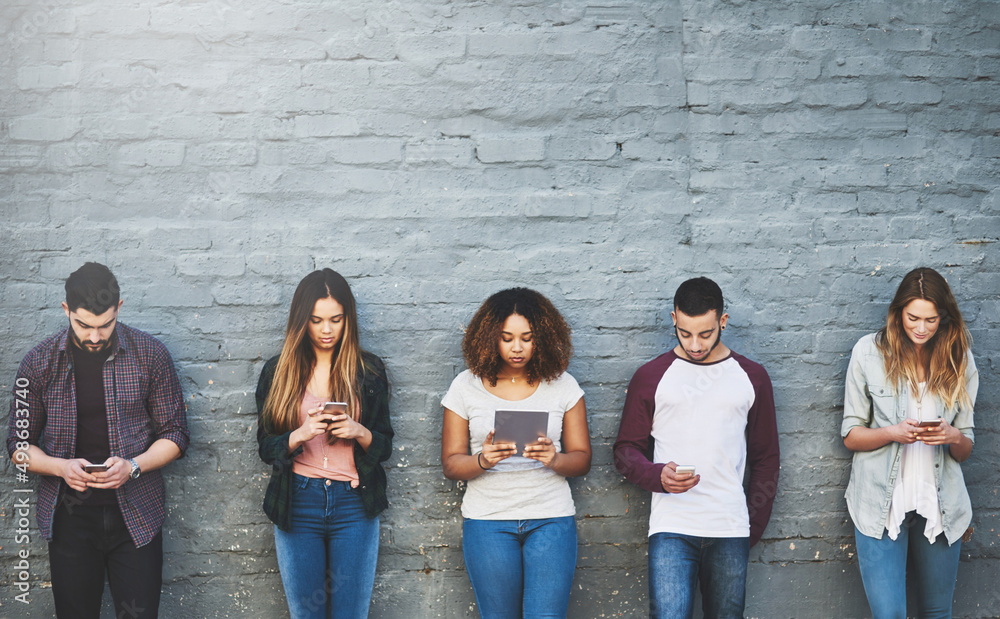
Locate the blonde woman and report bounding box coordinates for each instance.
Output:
[843,267,977,618]
[256,269,393,619]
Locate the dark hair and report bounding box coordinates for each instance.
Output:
[674,277,724,317]
[462,288,573,386]
[285,268,360,361]
[65,262,120,314]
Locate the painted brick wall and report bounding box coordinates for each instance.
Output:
[1,1,998,617]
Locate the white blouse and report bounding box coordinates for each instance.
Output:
[886,383,943,542]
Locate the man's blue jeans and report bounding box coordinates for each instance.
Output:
[648,532,749,619]
[854,512,961,619]
[462,516,577,619]
[274,475,379,619]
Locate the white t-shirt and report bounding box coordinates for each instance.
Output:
[441,370,585,520]
[646,354,765,538]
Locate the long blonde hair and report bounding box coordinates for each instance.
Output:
[876,267,972,410]
[263,269,367,434]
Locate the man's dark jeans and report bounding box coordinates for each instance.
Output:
[49,501,162,619]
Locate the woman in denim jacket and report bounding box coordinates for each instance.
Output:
[842,267,978,619]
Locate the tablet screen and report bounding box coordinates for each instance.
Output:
[493,409,549,453]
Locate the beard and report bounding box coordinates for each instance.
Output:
[674,328,722,363]
[69,326,113,354]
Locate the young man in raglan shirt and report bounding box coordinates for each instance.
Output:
[613,277,780,619]
[6,262,189,618]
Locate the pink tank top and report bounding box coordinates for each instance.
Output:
[291,391,359,486]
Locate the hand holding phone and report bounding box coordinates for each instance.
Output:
[661,462,700,494]
[295,404,340,446]
[322,402,348,423]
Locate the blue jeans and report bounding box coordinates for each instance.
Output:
[462,516,578,619]
[648,532,749,619]
[274,475,379,619]
[854,512,961,619]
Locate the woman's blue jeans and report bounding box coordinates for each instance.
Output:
[854,512,961,619]
[647,532,749,619]
[462,516,578,619]
[274,475,380,619]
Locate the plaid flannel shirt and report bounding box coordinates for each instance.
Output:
[256,352,393,530]
[6,323,189,547]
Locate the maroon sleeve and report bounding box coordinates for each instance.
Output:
[613,354,672,494]
[735,354,780,548]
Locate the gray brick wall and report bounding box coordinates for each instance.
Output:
[2,0,998,617]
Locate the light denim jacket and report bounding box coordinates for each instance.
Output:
[842,333,978,545]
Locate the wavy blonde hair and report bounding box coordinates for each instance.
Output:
[876,267,972,410]
[263,269,368,435]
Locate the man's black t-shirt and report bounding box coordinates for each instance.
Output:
[68,344,116,506]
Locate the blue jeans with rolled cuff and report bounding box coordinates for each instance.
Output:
[274,474,380,619]
[648,532,749,619]
[462,516,578,619]
[854,511,961,619]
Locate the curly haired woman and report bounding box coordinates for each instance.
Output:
[441,288,591,619]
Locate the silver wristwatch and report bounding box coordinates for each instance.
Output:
[127,458,141,480]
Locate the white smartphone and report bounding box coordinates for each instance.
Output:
[675,465,696,476]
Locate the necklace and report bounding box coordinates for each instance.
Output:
[308,364,333,468]
[914,382,925,419]
[309,380,331,469]
[497,373,527,384]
